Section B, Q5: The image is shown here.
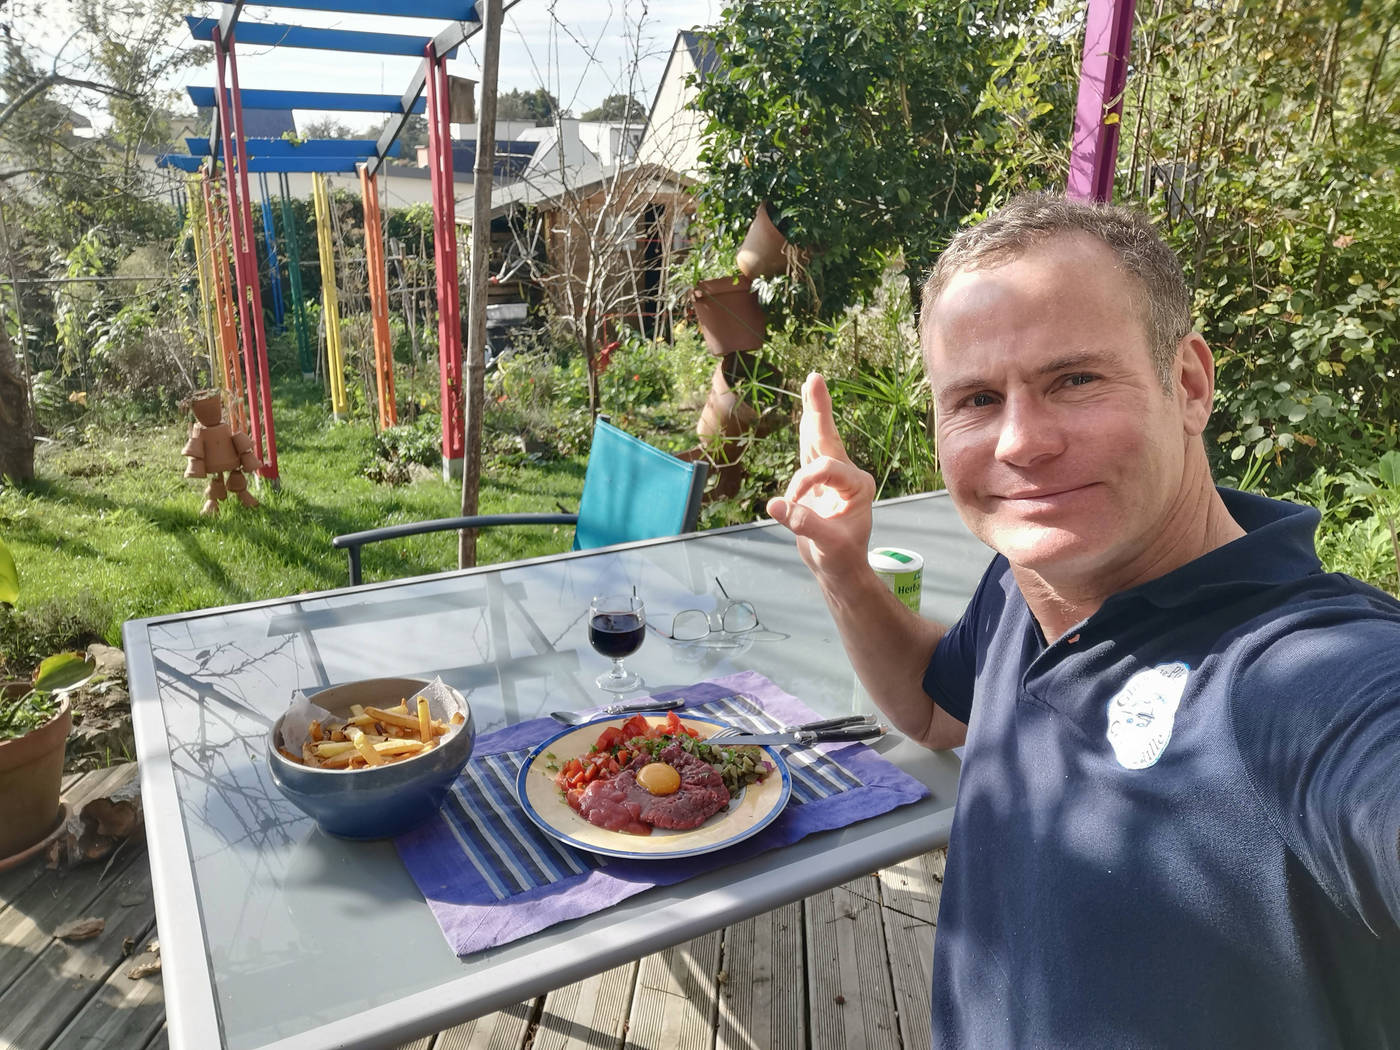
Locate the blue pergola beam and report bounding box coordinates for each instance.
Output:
[235,0,477,19]
[185,17,460,58]
[185,137,402,159]
[188,86,428,114]
[365,13,482,177]
[157,153,367,174]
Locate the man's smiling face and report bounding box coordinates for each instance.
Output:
[923,233,1197,585]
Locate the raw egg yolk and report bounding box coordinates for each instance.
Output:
[636,762,681,796]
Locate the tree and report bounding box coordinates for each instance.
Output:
[692,0,1041,327]
[0,0,204,476]
[1109,0,1400,491]
[299,117,358,140]
[370,113,429,162]
[495,87,564,123]
[580,94,646,122]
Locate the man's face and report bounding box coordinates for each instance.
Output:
[923,233,1196,583]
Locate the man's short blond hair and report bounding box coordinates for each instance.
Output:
[920,193,1193,385]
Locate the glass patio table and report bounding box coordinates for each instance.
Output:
[124,491,991,1050]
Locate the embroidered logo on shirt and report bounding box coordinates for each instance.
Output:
[1105,661,1189,770]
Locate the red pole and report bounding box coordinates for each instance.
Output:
[425,44,464,471]
[223,32,280,481]
[211,35,264,465]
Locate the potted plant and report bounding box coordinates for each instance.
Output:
[682,245,768,357]
[0,535,95,866]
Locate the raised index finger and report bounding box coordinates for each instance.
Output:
[799,372,849,467]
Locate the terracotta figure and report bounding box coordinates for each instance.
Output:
[182,392,262,515]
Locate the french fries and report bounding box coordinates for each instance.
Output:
[279,695,457,770]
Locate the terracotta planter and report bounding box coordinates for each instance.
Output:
[0,693,71,861]
[735,202,790,280]
[698,357,760,445]
[692,275,767,356]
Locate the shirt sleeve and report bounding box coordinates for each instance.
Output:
[922,556,1005,725]
[1235,610,1400,936]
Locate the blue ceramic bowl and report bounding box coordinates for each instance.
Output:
[266,676,475,840]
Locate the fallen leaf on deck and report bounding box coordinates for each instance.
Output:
[54,917,106,941]
[126,958,162,979]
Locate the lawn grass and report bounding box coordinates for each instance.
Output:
[0,377,586,665]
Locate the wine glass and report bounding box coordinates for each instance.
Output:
[589,594,646,692]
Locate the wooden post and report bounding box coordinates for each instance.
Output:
[1066,0,1136,202]
[459,0,502,570]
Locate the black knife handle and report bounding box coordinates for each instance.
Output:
[804,724,888,744]
[789,714,876,733]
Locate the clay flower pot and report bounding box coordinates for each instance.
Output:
[0,693,71,862]
[692,275,767,356]
[735,202,790,280]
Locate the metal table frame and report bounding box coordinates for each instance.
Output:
[124,492,990,1050]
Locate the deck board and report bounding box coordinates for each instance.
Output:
[532,962,636,1050]
[0,763,950,1050]
[806,878,901,1050]
[625,931,722,1050]
[716,900,805,1050]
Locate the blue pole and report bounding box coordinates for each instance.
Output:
[259,172,287,331]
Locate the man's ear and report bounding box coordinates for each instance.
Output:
[1175,332,1215,436]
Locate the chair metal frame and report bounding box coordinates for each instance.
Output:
[333,418,707,585]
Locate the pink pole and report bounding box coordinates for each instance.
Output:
[1066,0,1136,202]
[223,33,280,481]
[426,45,464,466]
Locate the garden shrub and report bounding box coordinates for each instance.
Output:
[0,591,109,678]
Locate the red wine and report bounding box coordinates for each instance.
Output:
[590,612,644,658]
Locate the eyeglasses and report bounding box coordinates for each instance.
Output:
[655,578,761,642]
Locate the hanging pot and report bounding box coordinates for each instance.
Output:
[692,275,767,357]
[735,202,790,280]
[0,693,71,863]
[698,357,761,445]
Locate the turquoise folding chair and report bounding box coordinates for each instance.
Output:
[332,418,708,585]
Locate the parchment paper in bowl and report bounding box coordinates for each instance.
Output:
[279,677,468,754]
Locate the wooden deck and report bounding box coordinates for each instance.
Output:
[0,764,946,1050]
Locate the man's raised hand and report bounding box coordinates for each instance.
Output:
[767,373,876,579]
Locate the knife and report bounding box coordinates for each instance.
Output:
[708,724,887,747]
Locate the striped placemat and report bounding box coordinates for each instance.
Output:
[394,670,929,956]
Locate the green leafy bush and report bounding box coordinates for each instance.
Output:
[0,592,109,678]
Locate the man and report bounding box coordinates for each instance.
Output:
[768,193,1400,1048]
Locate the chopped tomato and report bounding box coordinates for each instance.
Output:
[619,714,651,739]
[664,710,700,738]
[593,726,624,752]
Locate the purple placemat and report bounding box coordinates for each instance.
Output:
[394,670,928,956]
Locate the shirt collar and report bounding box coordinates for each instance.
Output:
[1106,487,1322,612]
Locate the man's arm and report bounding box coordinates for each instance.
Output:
[767,373,967,750]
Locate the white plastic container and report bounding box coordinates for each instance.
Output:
[869,546,924,613]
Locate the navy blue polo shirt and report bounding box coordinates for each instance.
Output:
[923,488,1400,1049]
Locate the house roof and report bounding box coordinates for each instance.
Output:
[483,161,694,219]
[193,107,298,140]
[643,29,717,133]
[679,30,719,79]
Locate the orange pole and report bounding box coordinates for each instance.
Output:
[358,165,397,429]
[201,174,249,434]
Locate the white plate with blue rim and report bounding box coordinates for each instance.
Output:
[515,714,792,859]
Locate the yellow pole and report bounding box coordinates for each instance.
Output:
[187,175,219,382]
[312,173,348,419]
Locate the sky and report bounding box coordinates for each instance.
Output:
[23,0,722,136]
